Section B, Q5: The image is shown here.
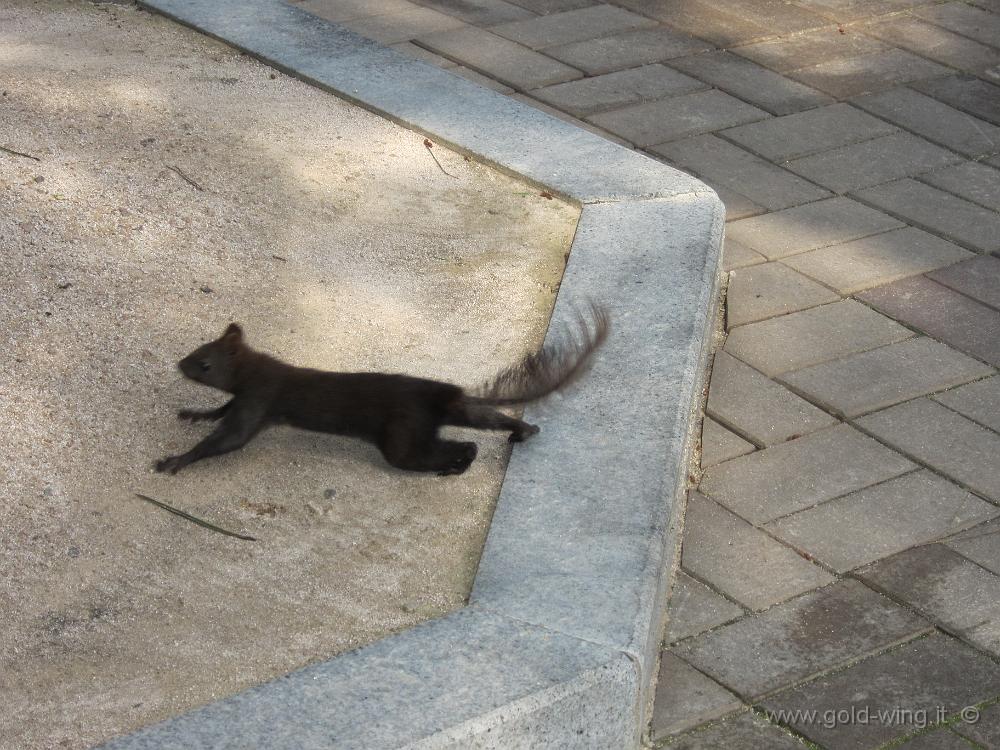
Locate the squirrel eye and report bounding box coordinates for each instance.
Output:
[199,360,212,372]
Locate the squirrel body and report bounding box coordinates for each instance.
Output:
[155,306,608,476]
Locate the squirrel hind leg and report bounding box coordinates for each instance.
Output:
[445,403,537,443]
[379,416,477,474]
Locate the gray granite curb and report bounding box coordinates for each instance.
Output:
[101,1,724,747]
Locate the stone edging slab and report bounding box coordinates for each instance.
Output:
[101,2,724,747]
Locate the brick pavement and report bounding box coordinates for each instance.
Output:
[292,1,1000,746]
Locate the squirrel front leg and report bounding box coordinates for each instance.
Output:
[156,403,265,474]
[177,399,234,422]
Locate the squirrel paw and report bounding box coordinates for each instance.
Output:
[437,443,477,476]
[154,456,185,474]
[177,409,203,422]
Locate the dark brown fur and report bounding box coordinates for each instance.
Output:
[155,306,608,476]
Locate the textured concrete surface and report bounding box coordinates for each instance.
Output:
[99,606,640,750]
[0,3,577,748]
[14,0,1000,747]
[77,0,725,747]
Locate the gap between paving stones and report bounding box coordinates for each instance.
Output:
[98,0,724,747]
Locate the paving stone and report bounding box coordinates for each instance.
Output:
[945,518,1000,577]
[297,0,419,23]
[858,545,1000,644]
[531,64,704,117]
[853,88,1000,158]
[414,0,535,24]
[712,185,766,220]
[708,351,838,446]
[855,178,1000,253]
[720,238,766,271]
[417,26,582,88]
[857,275,1000,366]
[863,16,1000,72]
[734,28,891,72]
[766,470,998,572]
[895,729,982,749]
[651,652,743,738]
[726,262,839,329]
[615,0,775,46]
[790,48,952,99]
[675,579,931,698]
[654,135,832,211]
[720,0,831,35]
[781,337,991,417]
[342,5,468,43]
[681,492,835,611]
[668,51,834,116]
[725,196,904,260]
[785,133,962,194]
[760,634,1000,749]
[858,397,1000,501]
[783,226,972,294]
[914,75,1000,126]
[666,570,746,644]
[664,710,808,750]
[389,41,458,66]
[953,701,1000,748]
[724,299,915,376]
[490,4,654,49]
[915,2,1000,50]
[791,0,932,22]
[507,93,633,145]
[588,89,769,147]
[965,620,1000,655]
[700,424,915,523]
[700,416,756,469]
[543,26,712,75]
[722,103,897,162]
[934,375,1000,432]
[503,0,596,12]
[449,65,515,92]
[922,161,1000,212]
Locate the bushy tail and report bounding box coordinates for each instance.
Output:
[467,303,609,406]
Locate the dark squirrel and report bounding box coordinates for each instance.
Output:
[155,305,609,476]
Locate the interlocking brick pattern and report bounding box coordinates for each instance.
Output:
[293,1,1000,746]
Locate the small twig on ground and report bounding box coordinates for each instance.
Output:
[1,145,41,161]
[272,254,287,262]
[167,164,204,192]
[134,492,257,541]
[423,138,456,178]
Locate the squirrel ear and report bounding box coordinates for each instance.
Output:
[222,323,243,353]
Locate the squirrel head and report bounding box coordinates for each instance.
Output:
[177,323,245,392]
